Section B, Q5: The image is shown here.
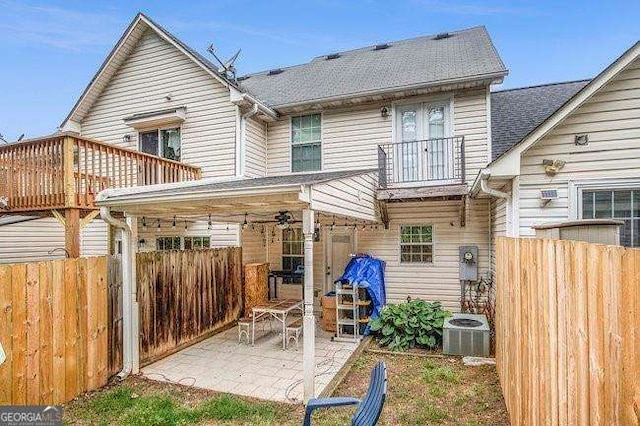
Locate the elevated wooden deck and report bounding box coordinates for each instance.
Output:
[0,133,200,212]
[0,133,201,256]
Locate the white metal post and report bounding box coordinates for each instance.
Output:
[302,209,316,403]
[126,215,139,374]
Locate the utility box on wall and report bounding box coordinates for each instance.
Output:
[459,245,478,281]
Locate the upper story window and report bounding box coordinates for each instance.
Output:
[291,114,321,172]
[139,128,181,162]
[581,189,640,247]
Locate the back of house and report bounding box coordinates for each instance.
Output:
[1,12,638,311]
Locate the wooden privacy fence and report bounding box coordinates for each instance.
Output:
[495,237,639,425]
[137,247,242,364]
[0,257,109,405]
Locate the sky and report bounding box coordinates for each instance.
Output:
[0,0,638,140]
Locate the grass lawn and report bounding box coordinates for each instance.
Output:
[64,352,508,425]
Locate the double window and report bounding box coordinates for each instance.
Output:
[291,114,321,172]
[581,189,640,247]
[156,236,211,251]
[399,225,434,263]
[139,128,181,162]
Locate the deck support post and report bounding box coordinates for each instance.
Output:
[302,209,316,404]
[125,215,140,374]
[64,208,80,258]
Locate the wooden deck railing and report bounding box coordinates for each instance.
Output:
[0,134,201,212]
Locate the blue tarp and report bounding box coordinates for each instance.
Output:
[337,254,386,334]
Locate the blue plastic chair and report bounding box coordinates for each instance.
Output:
[303,361,387,426]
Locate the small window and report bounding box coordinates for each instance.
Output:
[400,225,433,263]
[582,189,640,247]
[291,114,321,172]
[156,236,210,251]
[139,127,181,161]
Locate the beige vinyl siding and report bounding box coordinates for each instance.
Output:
[81,219,109,256]
[81,29,238,179]
[489,181,511,273]
[0,219,66,263]
[454,89,490,183]
[265,89,488,182]
[356,199,491,311]
[518,58,640,236]
[245,116,267,177]
[310,172,378,221]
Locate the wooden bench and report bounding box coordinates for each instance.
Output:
[285,318,303,350]
[303,361,387,426]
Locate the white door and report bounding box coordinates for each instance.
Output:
[395,104,423,182]
[425,105,451,181]
[325,229,355,293]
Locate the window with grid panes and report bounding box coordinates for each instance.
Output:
[399,225,433,263]
[291,114,321,172]
[156,236,211,251]
[581,189,640,247]
[282,228,304,283]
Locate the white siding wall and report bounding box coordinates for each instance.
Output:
[244,116,267,177]
[81,219,109,256]
[264,89,489,183]
[310,172,378,221]
[81,29,238,179]
[518,58,640,236]
[357,199,491,311]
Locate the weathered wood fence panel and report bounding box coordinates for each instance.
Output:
[0,257,109,405]
[107,255,123,377]
[495,237,639,425]
[136,247,242,364]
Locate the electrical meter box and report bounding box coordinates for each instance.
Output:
[459,245,478,281]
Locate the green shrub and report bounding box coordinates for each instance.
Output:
[369,299,451,351]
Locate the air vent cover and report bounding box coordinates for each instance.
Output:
[326,53,341,60]
[373,43,390,51]
[268,68,283,76]
[443,313,490,357]
[434,32,451,40]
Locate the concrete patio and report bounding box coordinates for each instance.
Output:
[141,324,360,404]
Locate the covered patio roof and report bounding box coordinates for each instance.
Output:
[96,169,380,223]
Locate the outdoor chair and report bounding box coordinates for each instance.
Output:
[302,360,387,426]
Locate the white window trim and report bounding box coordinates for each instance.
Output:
[398,223,435,265]
[156,235,212,251]
[138,124,183,162]
[289,113,323,173]
[568,177,640,220]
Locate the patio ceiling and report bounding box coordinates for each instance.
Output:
[95,169,380,222]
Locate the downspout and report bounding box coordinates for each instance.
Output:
[100,207,137,379]
[479,172,509,199]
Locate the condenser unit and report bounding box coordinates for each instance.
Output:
[443,313,490,357]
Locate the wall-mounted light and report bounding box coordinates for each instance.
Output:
[122,134,131,143]
[380,106,390,118]
[574,134,589,146]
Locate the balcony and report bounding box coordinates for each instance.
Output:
[0,134,201,212]
[377,136,467,200]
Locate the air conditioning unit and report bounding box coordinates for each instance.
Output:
[443,313,490,357]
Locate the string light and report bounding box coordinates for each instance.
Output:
[184,220,188,230]
[242,213,248,231]
[142,216,147,231]
[207,214,212,230]
[172,215,176,229]
[156,218,161,232]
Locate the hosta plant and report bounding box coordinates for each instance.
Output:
[369,299,451,351]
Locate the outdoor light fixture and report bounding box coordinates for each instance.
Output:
[122,134,131,143]
[275,211,292,229]
[575,134,589,146]
[380,106,389,117]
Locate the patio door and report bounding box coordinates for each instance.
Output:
[325,229,355,293]
[396,104,423,182]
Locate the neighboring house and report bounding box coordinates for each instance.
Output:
[1,12,638,311]
[475,41,640,249]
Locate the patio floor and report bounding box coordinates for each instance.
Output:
[141,323,360,404]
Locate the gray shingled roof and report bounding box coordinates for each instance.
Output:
[491,80,591,160]
[239,26,507,107]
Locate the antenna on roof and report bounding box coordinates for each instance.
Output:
[0,134,8,145]
[207,44,241,83]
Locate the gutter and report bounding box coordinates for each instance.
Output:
[236,93,279,120]
[100,207,139,379]
[472,170,509,199]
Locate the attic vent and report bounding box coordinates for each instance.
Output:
[434,32,451,40]
[326,53,341,60]
[237,75,250,81]
[373,43,390,51]
[268,68,284,76]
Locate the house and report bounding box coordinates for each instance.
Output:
[1,12,638,308]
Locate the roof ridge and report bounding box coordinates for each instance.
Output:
[492,79,592,93]
[238,25,488,79]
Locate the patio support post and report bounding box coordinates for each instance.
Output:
[126,215,140,374]
[302,209,316,404]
